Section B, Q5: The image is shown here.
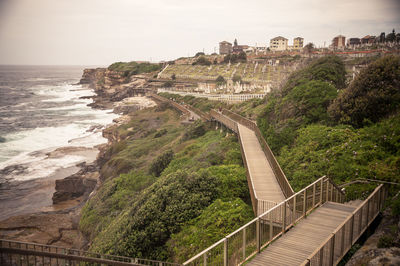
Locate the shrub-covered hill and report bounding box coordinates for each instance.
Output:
[79,106,253,262]
[254,55,400,197]
[108,61,162,78]
[257,56,347,153]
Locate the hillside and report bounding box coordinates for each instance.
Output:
[78,55,400,264]
[79,105,253,261]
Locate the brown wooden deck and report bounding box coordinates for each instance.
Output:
[247,202,357,266]
[238,124,286,205]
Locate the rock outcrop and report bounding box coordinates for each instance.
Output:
[52,163,99,204]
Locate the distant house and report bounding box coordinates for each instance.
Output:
[361,35,376,44]
[293,37,304,50]
[348,38,361,46]
[219,41,233,55]
[270,36,288,51]
[233,45,250,53]
[332,35,346,49]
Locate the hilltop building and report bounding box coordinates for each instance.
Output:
[332,35,346,49]
[219,41,233,55]
[361,35,376,44]
[347,38,361,46]
[270,36,288,51]
[293,37,304,50]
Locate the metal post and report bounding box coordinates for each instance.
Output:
[203,252,207,266]
[303,190,307,217]
[326,180,329,202]
[293,195,297,224]
[320,178,324,204]
[243,227,246,260]
[282,203,286,233]
[224,238,228,266]
[269,215,273,242]
[256,218,260,253]
[358,206,363,235]
[312,183,316,207]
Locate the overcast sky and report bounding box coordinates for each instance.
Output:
[0,0,399,66]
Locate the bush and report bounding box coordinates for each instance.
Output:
[216,75,226,85]
[232,74,242,83]
[195,52,205,57]
[149,150,174,177]
[328,55,400,127]
[154,129,168,138]
[163,81,174,87]
[192,56,211,66]
[377,235,394,248]
[171,74,176,80]
[108,61,162,77]
[182,120,206,141]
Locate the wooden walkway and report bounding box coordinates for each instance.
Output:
[238,124,285,205]
[247,202,357,266]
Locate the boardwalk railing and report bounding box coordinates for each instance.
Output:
[220,109,294,199]
[0,239,179,266]
[148,93,191,117]
[301,184,387,266]
[183,176,344,266]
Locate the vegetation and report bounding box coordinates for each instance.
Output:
[216,75,226,85]
[223,52,247,63]
[192,56,211,66]
[329,55,400,127]
[108,61,162,78]
[258,56,346,153]
[80,106,251,262]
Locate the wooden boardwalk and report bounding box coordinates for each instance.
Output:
[247,202,357,266]
[238,124,285,205]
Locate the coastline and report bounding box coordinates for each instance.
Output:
[0,68,157,248]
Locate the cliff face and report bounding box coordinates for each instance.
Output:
[79,68,150,109]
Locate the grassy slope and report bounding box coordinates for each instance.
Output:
[79,105,253,262]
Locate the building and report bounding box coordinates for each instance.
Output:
[233,45,250,53]
[332,35,346,49]
[270,36,288,51]
[219,41,233,55]
[347,38,361,46]
[361,35,376,44]
[293,37,304,50]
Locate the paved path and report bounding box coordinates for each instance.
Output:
[247,202,357,266]
[238,124,285,205]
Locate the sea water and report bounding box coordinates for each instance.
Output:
[0,65,118,182]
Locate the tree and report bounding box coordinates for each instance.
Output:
[216,75,226,85]
[192,56,211,66]
[238,51,247,62]
[195,52,205,57]
[386,29,396,42]
[232,75,242,83]
[304,43,315,53]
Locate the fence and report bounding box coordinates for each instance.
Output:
[0,239,179,266]
[148,93,191,117]
[301,184,387,266]
[183,176,344,266]
[220,109,294,199]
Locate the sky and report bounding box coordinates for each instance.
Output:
[0,0,399,66]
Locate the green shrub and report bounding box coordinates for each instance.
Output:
[154,129,168,138]
[329,55,400,127]
[377,235,394,248]
[149,150,174,177]
[182,120,206,141]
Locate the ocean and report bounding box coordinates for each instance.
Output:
[0,65,118,219]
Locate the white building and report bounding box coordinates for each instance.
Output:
[270,36,288,51]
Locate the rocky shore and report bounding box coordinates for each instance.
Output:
[0,67,158,248]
